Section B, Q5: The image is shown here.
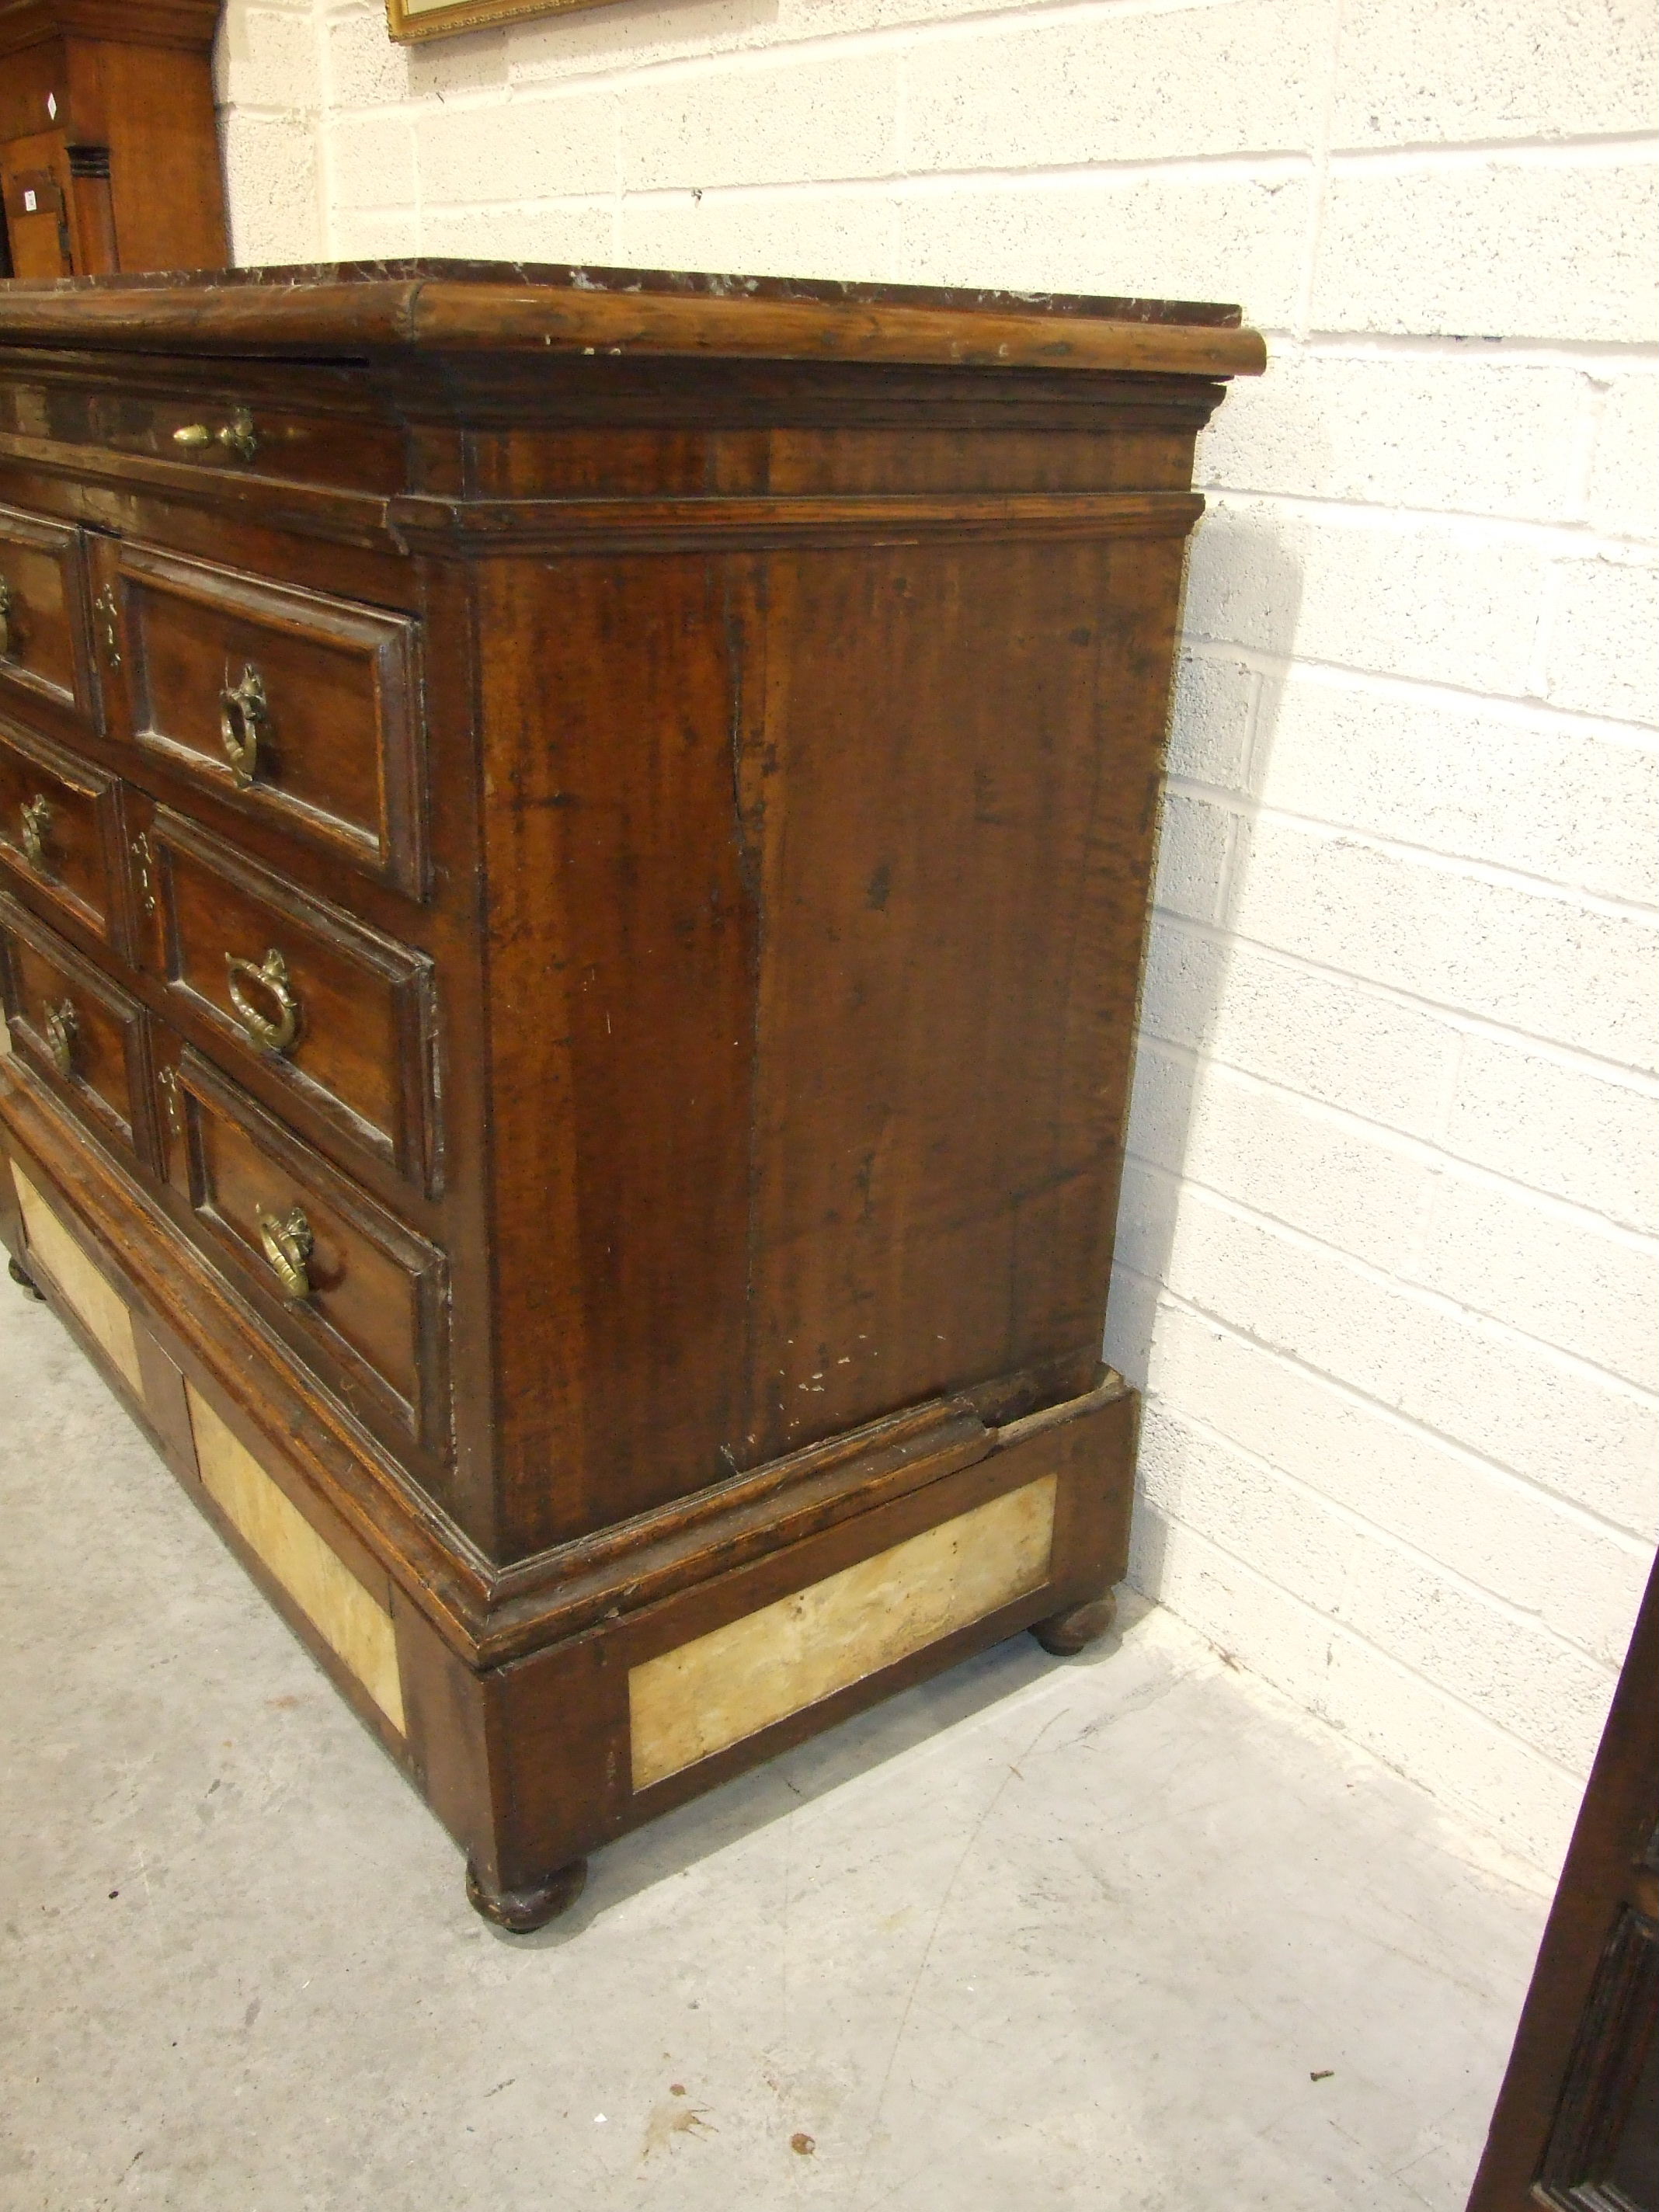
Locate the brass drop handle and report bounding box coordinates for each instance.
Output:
[19,793,51,870]
[173,409,259,463]
[219,666,267,788]
[43,997,77,1080]
[226,947,300,1054]
[257,1205,313,1302]
[0,575,12,657]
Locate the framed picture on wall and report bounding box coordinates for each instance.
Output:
[386,0,611,42]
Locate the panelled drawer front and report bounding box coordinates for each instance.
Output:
[0,718,127,950]
[0,501,99,731]
[0,893,158,1171]
[148,809,440,1192]
[103,542,426,898]
[0,377,407,499]
[89,393,406,499]
[176,1049,449,1452]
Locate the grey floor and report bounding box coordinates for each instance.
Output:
[2,1286,1552,2212]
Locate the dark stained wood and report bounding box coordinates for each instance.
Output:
[143,805,440,1191]
[0,265,1267,379]
[0,0,227,280]
[1468,1549,1659,2211]
[0,497,99,728]
[0,712,130,952]
[0,262,1259,1920]
[98,538,429,897]
[172,1046,450,1456]
[0,885,158,1167]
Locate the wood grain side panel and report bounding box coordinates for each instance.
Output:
[629,1471,1056,1788]
[742,534,1183,1462]
[475,553,757,1553]
[186,1381,406,1731]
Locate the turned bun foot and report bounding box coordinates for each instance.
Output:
[9,1255,45,1301]
[1031,1591,1118,1657]
[465,1856,588,1932]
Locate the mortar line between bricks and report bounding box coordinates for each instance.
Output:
[1126,1031,1659,1247]
[1118,1159,1659,1407]
[1143,907,1659,1090]
[1111,1263,1657,1549]
[1293,332,1659,365]
[1192,486,1659,559]
[1327,131,1659,173]
[1289,0,1341,344]
[1158,780,1659,923]
[1129,1508,1601,1805]
[611,152,1316,195]
[1140,1391,1642,1685]
[1174,645,1659,746]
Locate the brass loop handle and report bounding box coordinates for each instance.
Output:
[95,586,121,669]
[43,997,77,1080]
[257,1205,313,1302]
[19,793,51,871]
[226,947,300,1055]
[0,575,12,658]
[219,666,267,789]
[172,410,258,464]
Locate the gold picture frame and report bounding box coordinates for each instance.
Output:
[386,0,615,43]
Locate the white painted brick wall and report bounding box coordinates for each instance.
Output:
[213,0,1659,1876]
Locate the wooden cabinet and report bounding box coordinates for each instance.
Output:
[0,263,1262,1928]
[0,0,227,280]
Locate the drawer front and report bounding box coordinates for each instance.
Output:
[0,718,127,949]
[0,894,158,1170]
[0,501,99,729]
[90,392,406,499]
[148,809,440,1191]
[176,1049,448,1450]
[103,542,426,897]
[0,376,406,499]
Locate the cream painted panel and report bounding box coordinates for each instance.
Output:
[186,1382,405,1733]
[630,1473,1057,1790]
[11,1161,143,1396]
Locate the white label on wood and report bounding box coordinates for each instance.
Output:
[628,1473,1058,1791]
[11,1162,143,1396]
[186,1383,406,1734]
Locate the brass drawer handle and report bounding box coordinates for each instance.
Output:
[0,575,12,658]
[226,947,300,1054]
[19,793,51,870]
[43,996,78,1079]
[173,409,259,464]
[257,1205,313,1301]
[219,666,267,788]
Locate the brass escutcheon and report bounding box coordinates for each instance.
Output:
[158,1064,183,1136]
[219,666,267,789]
[95,586,121,669]
[132,831,156,916]
[43,997,77,1080]
[19,793,51,870]
[226,947,300,1055]
[257,1205,314,1302]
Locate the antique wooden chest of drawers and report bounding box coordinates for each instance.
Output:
[0,264,1262,1928]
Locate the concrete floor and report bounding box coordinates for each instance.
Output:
[1,1287,1553,2212]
